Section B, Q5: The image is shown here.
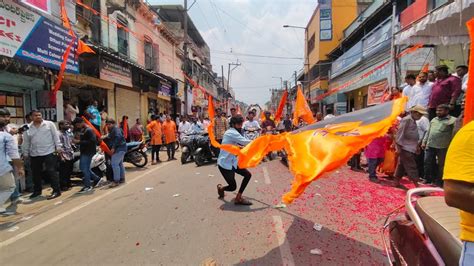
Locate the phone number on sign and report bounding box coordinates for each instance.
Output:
[0,47,13,56]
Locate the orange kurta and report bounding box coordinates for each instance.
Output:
[146,120,163,145]
[162,120,177,144]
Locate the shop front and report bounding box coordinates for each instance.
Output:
[98,56,137,121]
[62,73,113,118]
[157,79,173,114]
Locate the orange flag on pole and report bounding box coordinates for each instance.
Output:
[274,90,288,124]
[464,18,474,125]
[293,86,315,126]
[77,40,96,55]
[421,63,430,73]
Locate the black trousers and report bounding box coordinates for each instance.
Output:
[166,142,175,159]
[59,159,73,188]
[30,153,60,193]
[151,145,161,161]
[218,166,252,194]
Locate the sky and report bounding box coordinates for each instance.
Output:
[148,0,317,106]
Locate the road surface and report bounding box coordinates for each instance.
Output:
[0,154,410,265]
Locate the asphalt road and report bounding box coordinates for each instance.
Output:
[0,154,410,265]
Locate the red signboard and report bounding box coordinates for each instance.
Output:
[400,0,428,29]
[367,80,388,106]
[21,0,51,14]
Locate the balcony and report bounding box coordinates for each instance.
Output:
[344,0,386,38]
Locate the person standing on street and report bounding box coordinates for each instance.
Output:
[402,74,417,109]
[22,110,62,199]
[86,100,101,132]
[63,98,79,122]
[214,110,228,144]
[428,65,462,120]
[72,117,101,193]
[411,72,433,109]
[0,108,24,214]
[216,115,253,205]
[364,136,387,183]
[393,105,427,189]
[162,115,177,161]
[443,121,474,266]
[421,104,457,186]
[146,115,163,165]
[104,119,127,187]
[178,116,191,137]
[58,120,74,191]
[415,114,430,179]
[130,118,144,142]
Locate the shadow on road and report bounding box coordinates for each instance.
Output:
[218,198,269,213]
[236,215,387,265]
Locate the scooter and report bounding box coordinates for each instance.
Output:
[382,187,462,265]
[124,141,148,167]
[72,148,107,178]
[180,132,200,164]
[194,133,218,167]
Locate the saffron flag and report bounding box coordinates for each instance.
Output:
[77,40,96,55]
[464,18,474,125]
[207,96,407,204]
[421,63,430,73]
[274,90,288,124]
[293,86,315,126]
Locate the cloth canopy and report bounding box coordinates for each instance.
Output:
[395,0,474,45]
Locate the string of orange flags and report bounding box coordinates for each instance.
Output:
[311,44,423,103]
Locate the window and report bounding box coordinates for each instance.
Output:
[144,40,154,71]
[117,16,128,56]
[307,34,315,55]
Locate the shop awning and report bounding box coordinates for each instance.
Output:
[395,0,474,45]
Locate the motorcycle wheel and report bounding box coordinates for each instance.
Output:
[181,151,189,164]
[130,151,148,168]
[194,153,205,167]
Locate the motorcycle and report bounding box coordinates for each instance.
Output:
[72,148,107,178]
[180,132,200,164]
[194,133,218,167]
[124,141,148,167]
[382,187,461,265]
[263,126,277,161]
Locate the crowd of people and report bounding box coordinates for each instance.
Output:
[359,65,468,189]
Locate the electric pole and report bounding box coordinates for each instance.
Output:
[183,0,189,115]
[226,61,241,113]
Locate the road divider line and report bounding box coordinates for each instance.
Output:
[263,166,271,184]
[0,163,170,249]
[272,215,295,266]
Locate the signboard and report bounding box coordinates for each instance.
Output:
[319,0,332,41]
[0,0,78,73]
[334,102,347,115]
[159,80,172,98]
[331,41,363,78]
[363,19,392,58]
[99,57,132,87]
[36,90,63,122]
[21,0,51,14]
[367,80,388,106]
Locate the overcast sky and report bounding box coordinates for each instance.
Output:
[149,0,317,106]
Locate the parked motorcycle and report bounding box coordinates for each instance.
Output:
[124,141,148,167]
[382,187,461,265]
[180,132,200,164]
[72,148,107,178]
[194,133,218,166]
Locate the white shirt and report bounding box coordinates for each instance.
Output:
[178,121,191,134]
[416,116,430,142]
[462,74,468,92]
[22,120,61,157]
[411,81,433,108]
[403,84,417,109]
[324,114,335,120]
[243,120,261,130]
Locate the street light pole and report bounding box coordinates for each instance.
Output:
[283,24,309,100]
